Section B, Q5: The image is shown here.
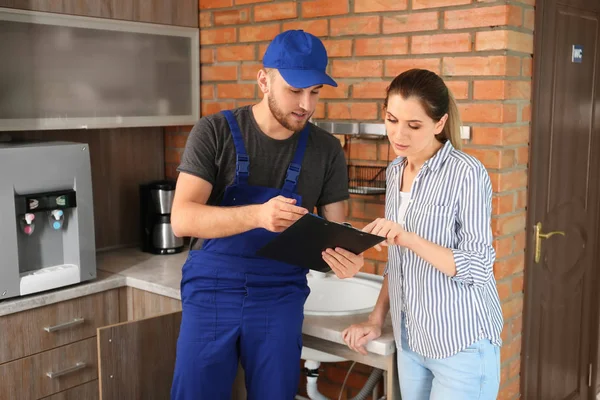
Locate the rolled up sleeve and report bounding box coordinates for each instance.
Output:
[451,166,496,287]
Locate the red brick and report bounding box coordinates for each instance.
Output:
[348,142,378,160]
[459,103,517,124]
[201,48,214,63]
[474,80,532,100]
[494,236,514,258]
[254,2,297,22]
[489,169,528,192]
[476,30,534,53]
[283,19,328,37]
[201,101,236,116]
[314,103,326,119]
[383,12,439,34]
[471,126,530,146]
[330,16,380,36]
[494,253,525,280]
[240,62,261,80]
[165,163,179,180]
[464,148,514,169]
[522,104,531,121]
[516,145,529,166]
[355,0,407,12]
[510,315,523,337]
[214,8,250,25]
[413,0,470,9]
[332,60,383,78]
[201,27,237,45]
[200,0,233,9]
[412,33,471,54]
[235,0,270,4]
[445,5,523,29]
[236,100,256,107]
[523,56,533,76]
[502,296,523,320]
[216,45,256,61]
[492,193,515,215]
[524,8,535,30]
[386,58,441,76]
[516,189,527,209]
[320,82,349,99]
[496,280,511,301]
[364,246,388,262]
[514,230,526,251]
[511,274,524,293]
[239,23,280,43]
[491,211,526,236]
[445,80,469,100]
[199,12,212,28]
[355,37,409,56]
[443,56,521,76]
[322,39,353,57]
[353,81,390,99]
[217,83,255,99]
[302,0,349,18]
[201,85,215,99]
[201,65,238,81]
[498,378,520,400]
[328,103,379,120]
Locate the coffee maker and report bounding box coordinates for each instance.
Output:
[0,141,96,300]
[140,180,183,254]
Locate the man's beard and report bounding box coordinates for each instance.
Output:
[268,96,312,132]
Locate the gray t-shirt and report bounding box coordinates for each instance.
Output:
[177,105,349,214]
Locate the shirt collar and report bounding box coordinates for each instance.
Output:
[390,140,454,172]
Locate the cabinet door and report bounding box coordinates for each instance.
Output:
[97,311,181,400]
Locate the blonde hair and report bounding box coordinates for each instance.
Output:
[384,69,462,150]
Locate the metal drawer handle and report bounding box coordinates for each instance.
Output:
[44,318,85,333]
[46,361,86,379]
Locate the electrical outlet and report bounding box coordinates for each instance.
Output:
[460,126,470,140]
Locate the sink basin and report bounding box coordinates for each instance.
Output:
[301,272,382,363]
[303,273,382,316]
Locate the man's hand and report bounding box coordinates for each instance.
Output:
[255,195,308,232]
[322,247,364,279]
[342,320,383,355]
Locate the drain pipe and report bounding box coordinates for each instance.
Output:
[304,360,329,400]
[303,360,384,400]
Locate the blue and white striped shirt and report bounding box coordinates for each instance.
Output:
[384,141,503,359]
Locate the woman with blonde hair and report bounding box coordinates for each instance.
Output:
[337,69,503,399]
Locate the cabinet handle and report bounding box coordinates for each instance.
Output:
[43,318,85,333]
[46,361,86,379]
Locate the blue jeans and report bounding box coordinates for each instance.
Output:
[398,318,500,400]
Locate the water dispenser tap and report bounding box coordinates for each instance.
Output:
[49,209,64,230]
[21,213,36,236]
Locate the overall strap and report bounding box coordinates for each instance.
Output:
[221,110,249,185]
[281,124,310,197]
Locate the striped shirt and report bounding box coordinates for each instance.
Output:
[384,140,503,359]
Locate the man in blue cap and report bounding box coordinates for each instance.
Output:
[170,30,366,399]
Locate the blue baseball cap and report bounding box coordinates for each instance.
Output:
[263,30,338,89]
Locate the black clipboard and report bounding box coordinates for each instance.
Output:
[256,213,385,272]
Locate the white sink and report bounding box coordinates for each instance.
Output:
[303,272,382,316]
[301,272,382,363]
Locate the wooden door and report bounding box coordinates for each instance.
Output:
[97,311,181,400]
[522,0,600,399]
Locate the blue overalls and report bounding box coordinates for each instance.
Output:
[170,110,311,400]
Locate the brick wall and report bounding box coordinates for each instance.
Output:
[165,0,535,398]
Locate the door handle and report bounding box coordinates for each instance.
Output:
[534,222,566,263]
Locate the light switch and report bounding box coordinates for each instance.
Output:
[460,126,470,140]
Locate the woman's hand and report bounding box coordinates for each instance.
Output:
[363,218,411,248]
[342,320,383,355]
[322,248,364,279]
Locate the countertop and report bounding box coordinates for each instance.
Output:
[0,247,396,357]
